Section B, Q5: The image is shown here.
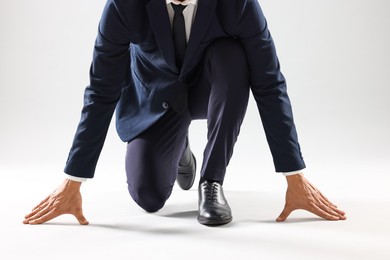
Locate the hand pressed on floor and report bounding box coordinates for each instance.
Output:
[23,179,89,225]
[277,174,346,222]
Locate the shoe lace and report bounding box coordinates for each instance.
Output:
[203,182,219,202]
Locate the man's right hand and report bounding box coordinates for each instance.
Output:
[23,179,89,225]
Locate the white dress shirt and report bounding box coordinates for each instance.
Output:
[65,0,301,182]
[166,0,198,42]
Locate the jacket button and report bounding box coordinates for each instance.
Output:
[162,102,169,110]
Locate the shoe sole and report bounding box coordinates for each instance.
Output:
[197,216,233,226]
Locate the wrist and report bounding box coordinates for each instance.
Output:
[285,172,304,184]
[64,179,82,190]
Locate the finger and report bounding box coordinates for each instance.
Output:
[313,188,346,217]
[24,204,51,223]
[31,195,50,211]
[307,204,340,220]
[276,205,293,222]
[317,196,338,212]
[25,195,52,219]
[308,183,338,208]
[326,204,347,219]
[318,192,338,208]
[28,210,59,225]
[306,183,346,219]
[316,199,343,219]
[25,202,49,219]
[73,210,89,225]
[318,196,346,217]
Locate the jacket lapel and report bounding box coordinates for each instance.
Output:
[181,0,217,75]
[146,0,178,73]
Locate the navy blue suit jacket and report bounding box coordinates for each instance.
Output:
[64,0,305,178]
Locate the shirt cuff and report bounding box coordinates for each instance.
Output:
[282,170,304,176]
[65,174,88,182]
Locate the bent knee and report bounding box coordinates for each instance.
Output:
[128,185,171,213]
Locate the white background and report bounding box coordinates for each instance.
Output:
[1,0,389,259]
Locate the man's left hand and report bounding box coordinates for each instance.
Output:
[277,173,346,222]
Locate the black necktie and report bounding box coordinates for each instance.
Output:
[171,3,187,68]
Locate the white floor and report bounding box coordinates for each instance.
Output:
[2,158,390,260]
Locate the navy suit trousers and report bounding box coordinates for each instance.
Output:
[125,38,250,212]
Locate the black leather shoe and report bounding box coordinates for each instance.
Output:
[198,180,232,226]
[177,137,196,190]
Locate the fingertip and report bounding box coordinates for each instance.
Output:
[277,209,291,222]
[334,209,346,216]
[324,213,340,220]
[339,215,347,220]
[80,219,89,225]
[276,216,285,222]
[77,216,89,225]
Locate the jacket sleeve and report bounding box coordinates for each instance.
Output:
[227,0,306,172]
[64,0,131,178]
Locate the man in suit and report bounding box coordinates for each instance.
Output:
[24,0,346,226]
